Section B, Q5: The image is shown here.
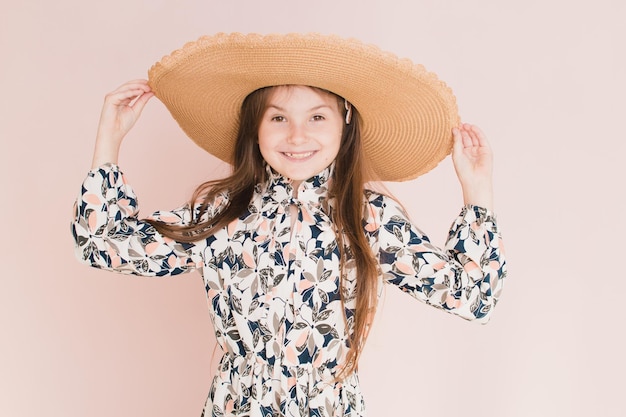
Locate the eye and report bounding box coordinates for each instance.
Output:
[271,115,286,122]
[312,115,326,121]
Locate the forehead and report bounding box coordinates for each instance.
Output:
[267,85,342,109]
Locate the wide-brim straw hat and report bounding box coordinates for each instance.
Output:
[148,33,459,182]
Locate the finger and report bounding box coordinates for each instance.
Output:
[460,127,474,148]
[462,123,479,147]
[108,80,152,99]
[470,125,491,149]
[113,79,150,91]
[130,91,154,114]
[452,127,464,154]
[104,88,151,106]
[113,82,151,97]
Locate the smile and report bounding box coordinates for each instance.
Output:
[283,151,316,159]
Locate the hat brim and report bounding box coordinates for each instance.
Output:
[148,33,459,182]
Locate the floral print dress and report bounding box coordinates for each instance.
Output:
[71,163,506,417]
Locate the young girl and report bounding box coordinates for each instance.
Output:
[72,33,506,417]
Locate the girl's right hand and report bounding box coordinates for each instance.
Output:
[91,80,154,169]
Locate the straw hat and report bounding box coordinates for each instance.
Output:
[148,33,459,182]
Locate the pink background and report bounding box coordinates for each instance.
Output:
[1,1,624,416]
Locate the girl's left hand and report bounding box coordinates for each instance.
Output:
[451,124,494,210]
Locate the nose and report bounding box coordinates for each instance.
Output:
[287,122,307,145]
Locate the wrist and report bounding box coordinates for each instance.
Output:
[461,181,494,211]
[91,138,121,169]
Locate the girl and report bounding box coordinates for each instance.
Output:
[72,33,506,417]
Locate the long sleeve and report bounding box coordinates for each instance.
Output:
[364,192,506,322]
[70,164,205,277]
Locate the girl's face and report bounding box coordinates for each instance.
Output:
[258,85,343,189]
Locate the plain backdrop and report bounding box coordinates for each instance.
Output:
[1,1,624,416]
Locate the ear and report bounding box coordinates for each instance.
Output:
[344,100,353,124]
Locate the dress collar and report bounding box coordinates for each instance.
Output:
[261,163,334,210]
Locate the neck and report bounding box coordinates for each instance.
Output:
[291,180,302,197]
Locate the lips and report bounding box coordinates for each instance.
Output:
[282,151,316,160]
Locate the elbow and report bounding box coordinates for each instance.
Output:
[450,295,496,324]
[73,237,114,272]
[474,313,493,325]
[74,245,106,271]
[470,298,497,324]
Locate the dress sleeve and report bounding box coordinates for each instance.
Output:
[70,164,205,277]
[364,192,507,322]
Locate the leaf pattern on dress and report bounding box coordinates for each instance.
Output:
[71,163,506,416]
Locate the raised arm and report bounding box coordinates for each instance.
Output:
[366,125,506,322]
[72,81,205,277]
[452,123,494,211]
[91,79,154,168]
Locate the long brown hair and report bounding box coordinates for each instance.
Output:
[147,85,379,378]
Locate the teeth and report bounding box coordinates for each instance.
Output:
[284,152,314,159]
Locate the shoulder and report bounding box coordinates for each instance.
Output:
[362,189,411,231]
[364,189,406,215]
